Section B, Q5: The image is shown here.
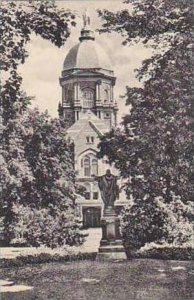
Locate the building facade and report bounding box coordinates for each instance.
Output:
[58,20,125,227]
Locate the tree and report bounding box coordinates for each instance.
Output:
[98,0,194,204]
[0,0,83,246]
[98,0,194,246]
[0,74,34,243]
[10,203,84,247]
[23,109,76,209]
[120,197,193,253]
[0,0,76,122]
[0,0,76,72]
[8,109,85,247]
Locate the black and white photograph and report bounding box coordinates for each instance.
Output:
[0,0,194,299]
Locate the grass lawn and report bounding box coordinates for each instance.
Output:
[1,259,194,300]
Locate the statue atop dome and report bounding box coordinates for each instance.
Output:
[79,10,94,42]
[83,11,90,28]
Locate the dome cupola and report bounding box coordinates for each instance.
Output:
[63,14,112,72]
[59,12,118,130]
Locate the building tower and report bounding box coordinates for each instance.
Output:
[58,15,119,227]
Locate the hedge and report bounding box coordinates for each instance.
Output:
[0,252,97,268]
[133,246,194,260]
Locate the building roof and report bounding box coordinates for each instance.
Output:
[66,110,108,139]
[63,28,112,71]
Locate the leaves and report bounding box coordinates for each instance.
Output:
[10,203,85,248]
[0,0,76,72]
[98,0,194,204]
[121,196,193,251]
[98,0,193,46]
[23,109,76,207]
[0,1,82,246]
[98,0,194,246]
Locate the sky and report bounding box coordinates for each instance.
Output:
[18,0,152,121]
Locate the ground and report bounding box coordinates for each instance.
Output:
[1,259,194,300]
[0,228,101,259]
[1,229,194,299]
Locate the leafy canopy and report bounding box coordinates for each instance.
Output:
[98,0,194,204]
[0,1,84,247]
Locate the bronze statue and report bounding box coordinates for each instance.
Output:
[83,11,90,28]
[94,169,119,209]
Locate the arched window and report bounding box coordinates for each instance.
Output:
[83,156,90,177]
[91,159,98,176]
[104,89,109,102]
[82,154,98,177]
[82,88,94,108]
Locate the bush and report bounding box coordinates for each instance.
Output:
[9,204,86,248]
[120,197,193,255]
[0,252,97,268]
[135,243,194,260]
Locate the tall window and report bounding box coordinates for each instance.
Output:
[67,89,73,101]
[82,88,94,108]
[83,156,90,177]
[91,159,98,176]
[81,154,98,177]
[104,89,109,102]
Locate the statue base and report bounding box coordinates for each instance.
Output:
[96,209,127,261]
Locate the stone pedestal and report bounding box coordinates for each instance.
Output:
[96,207,127,261]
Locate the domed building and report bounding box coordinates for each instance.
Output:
[58,17,124,227]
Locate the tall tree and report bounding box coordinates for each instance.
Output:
[0,74,34,243]
[1,0,76,72]
[0,0,76,122]
[98,0,194,204]
[23,109,76,209]
[0,0,79,245]
[10,109,84,247]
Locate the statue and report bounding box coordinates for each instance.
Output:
[83,12,90,28]
[94,169,119,210]
[94,170,126,260]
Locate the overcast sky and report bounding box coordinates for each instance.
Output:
[18,0,152,121]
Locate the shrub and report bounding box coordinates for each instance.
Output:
[120,197,193,256]
[135,242,194,260]
[9,204,86,248]
[0,252,97,268]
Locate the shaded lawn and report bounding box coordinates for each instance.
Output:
[1,259,194,300]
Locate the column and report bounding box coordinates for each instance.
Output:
[96,81,101,102]
[74,83,78,101]
[110,85,113,102]
[77,83,80,101]
[96,83,99,100]
[98,83,101,100]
